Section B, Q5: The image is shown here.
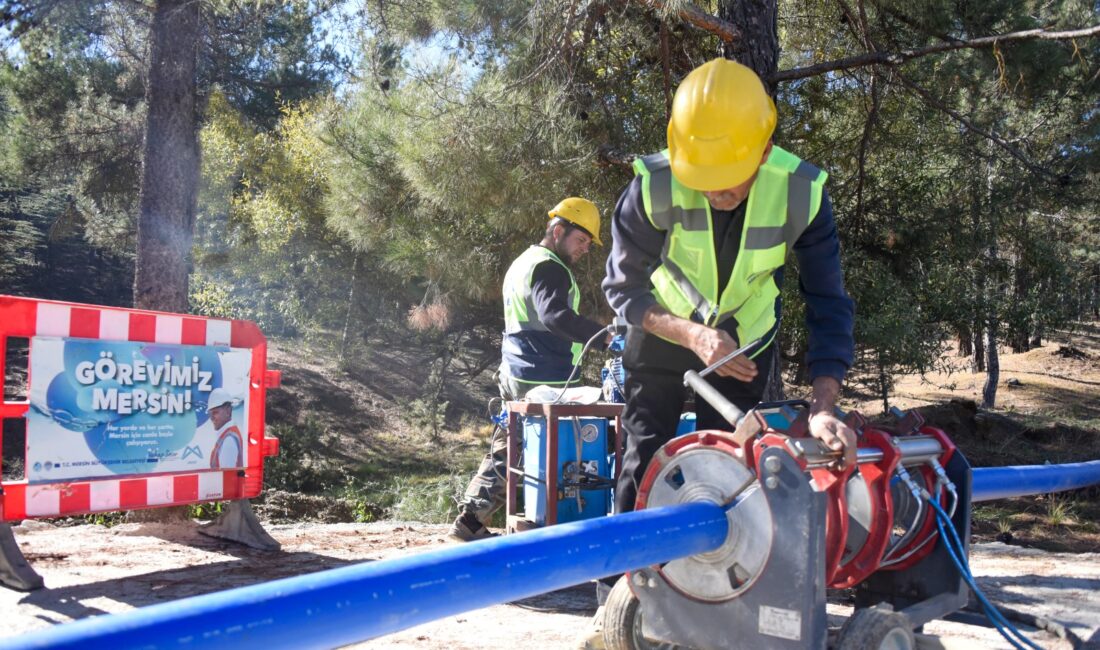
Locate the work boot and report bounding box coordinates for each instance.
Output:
[448,512,497,542]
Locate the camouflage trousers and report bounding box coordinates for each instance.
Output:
[457,374,527,525]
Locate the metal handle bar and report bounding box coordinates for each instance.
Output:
[683,369,745,427]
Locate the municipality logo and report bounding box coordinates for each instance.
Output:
[182,445,204,460]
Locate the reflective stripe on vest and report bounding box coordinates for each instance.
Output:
[633,146,827,353]
[210,425,243,469]
[502,245,583,365]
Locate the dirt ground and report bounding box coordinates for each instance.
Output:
[3,518,1099,649]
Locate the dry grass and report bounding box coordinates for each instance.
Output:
[407,301,452,332]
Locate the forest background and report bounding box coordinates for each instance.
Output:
[0,0,1098,532]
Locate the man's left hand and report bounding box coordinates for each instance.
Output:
[808,375,857,470]
[808,411,857,470]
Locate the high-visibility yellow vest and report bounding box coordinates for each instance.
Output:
[633,146,827,356]
[502,245,583,368]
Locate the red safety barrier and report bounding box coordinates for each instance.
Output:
[0,295,280,522]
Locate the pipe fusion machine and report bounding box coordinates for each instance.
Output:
[602,367,974,650]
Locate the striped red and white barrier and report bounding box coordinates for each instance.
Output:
[0,295,280,522]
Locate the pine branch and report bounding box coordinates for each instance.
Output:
[853,72,881,233]
[892,73,1058,179]
[634,0,741,44]
[596,143,635,167]
[771,24,1100,83]
[585,11,1097,172]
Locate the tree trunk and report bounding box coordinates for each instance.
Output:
[972,322,985,373]
[982,324,999,409]
[878,350,890,415]
[1029,324,1042,349]
[1010,252,1029,353]
[1093,263,1099,319]
[957,325,972,358]
[1029,273,1043,348]
[133,0,201,312]
[789,342,809,386]
[340,253,361,363]
[762,344,786,401]
[717,0,779,92]
[979,139,999,409]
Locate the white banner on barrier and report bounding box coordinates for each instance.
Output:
[26,337,252,483]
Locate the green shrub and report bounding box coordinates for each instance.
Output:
[348,474,467,524]
[387,473,467,523]
[264,418,354,493]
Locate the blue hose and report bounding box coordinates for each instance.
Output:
[928,498,1043,650]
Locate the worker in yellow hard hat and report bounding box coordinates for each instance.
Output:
[602,58,857,518]
[451,197,609,541]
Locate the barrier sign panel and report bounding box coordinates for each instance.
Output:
[1,294,281,523]
[26,337,252,483]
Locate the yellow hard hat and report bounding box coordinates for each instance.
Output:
[548,197,602,246]
[667,58,777,191]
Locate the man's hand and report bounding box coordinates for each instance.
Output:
[808,375,857,469]
[639,304,756,381]
[808,411,857,469]
[688,326,758,382]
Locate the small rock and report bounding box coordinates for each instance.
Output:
[16,519,54,531]
[1005,378,1023,387]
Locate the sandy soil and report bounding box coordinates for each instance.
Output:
[846,327,1100,423]
[2,519,1098,649]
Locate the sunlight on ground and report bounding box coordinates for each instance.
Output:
[847,323,1100,421]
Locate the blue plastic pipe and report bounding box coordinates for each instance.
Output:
[971,460,1100,502]
[9,502,728,650]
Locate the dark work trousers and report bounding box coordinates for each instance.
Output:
[614,347,773,514]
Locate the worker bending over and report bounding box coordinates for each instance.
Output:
[451,198,609,541]
[603,58,857,516]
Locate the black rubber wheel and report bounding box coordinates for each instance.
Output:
[601,576,679,650]
[836,607,916,650]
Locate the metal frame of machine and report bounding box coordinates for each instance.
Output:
[503,401,623,532]
[604,395,973,650]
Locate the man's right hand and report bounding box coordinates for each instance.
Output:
[641,305,759,383]
[689,325,758,382]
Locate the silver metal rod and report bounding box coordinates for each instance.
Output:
[683,370,744,427]
[796,435,945,468]
[852,436,945,467]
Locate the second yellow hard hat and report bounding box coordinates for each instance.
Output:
[548,197,602,246]
[667,58,777,191]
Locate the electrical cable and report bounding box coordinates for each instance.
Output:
[487,421,509,483]
[928,497,1044,650]
[571,415,584,511]
[550,325,614,405]
[883,462,962,567]
[882,470,958,567]
[881,483,955,567]
[486,396,503,420]
[881,476,930,563]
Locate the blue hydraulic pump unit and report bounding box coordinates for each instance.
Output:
[522,416,612,525]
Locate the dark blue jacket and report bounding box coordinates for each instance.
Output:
[502,257,606,383]
[602,176,855,382]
